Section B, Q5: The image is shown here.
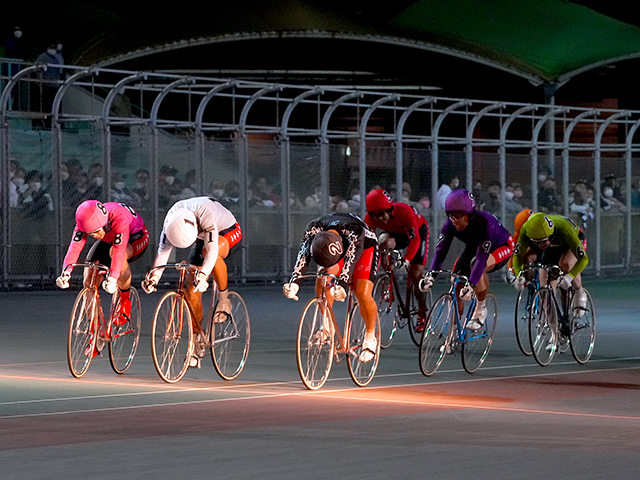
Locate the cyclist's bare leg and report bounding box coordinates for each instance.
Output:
[212,236,232,320]
[474,254,496,302]
[559,249,581,289]
[378,234,395,269]
[352,279,378,334]
[184,271,205,336]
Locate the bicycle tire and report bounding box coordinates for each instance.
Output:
[296,298,334,390]
[569,288,596,364]
[109,287,142,374]
[67,288,98,378]
[373,274,397,349]
[462,293,497,373]
[419,294,454,376]
[347,302,381,387]
[408,288,433,348]
[210,291,251,380]
[529,288,558,366]
[515,286,534,356]
[151,291,192,383]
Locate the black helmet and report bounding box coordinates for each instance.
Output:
[310,230,345,267]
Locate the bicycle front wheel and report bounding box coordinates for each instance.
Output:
[419,294,454,376]
[210,291,250,380]
[373,274,396,349]
[296,298,334,390]
[569,288,596,364]
[529,288,558,366]
[347,303,381,387]
[151,291,193,383]
[515,286,534,356]
[67,288,98,378]
[462,294,497,373]
[109,287,142,374]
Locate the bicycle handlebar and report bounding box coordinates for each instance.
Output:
[427,269,471,286]
[515,263,563,276]
[290,272,340,284]
[64,262,110,275]
[146,263,199,278]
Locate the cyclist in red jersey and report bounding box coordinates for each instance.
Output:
[365,189,430,332]
[56,200,149,355]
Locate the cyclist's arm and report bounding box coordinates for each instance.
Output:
[401,208,423,262]
[200,228,219,277]
[62,227,88,273]
[109,229,130,279]
[428,224,454,273]
[151,232,174,279]
[291,225,322,283]
[560,223,589,277]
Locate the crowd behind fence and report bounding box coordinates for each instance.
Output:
[3,60,640,286]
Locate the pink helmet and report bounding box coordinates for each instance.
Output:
[75,200,108,233]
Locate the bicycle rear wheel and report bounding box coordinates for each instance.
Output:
[296,298,334,390]
[373,274,396,349]
[151,291,193,383]
[67,288,98,378]
[347,303,381,387]
[408,288,433,347]
[462,294,497,373]
[515,286,534,356]
[419,294,454,376]
[569,288,596,364]
[529,288,558,366]
[210,291,250,380]
[109,287,142,374]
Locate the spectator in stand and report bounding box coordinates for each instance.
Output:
[67,173,90,206]
[504,184,523,214]
[111,172,134,204]
[538,177,561,213]
[347,187,362,212]
[304,184,322,210]
[511,182,529,209]
[602,185,625,213]
[7,160,23,208]
[86,163,104,200]
[34,42,64,127]
[3,26,25,77]
[288,190,305,210]
[483,180,502,215]
[603,174,624,204]
[179,169,199,200]
[20,170,53,217]
[158,165,181,208]
[631,179,640,209]
[436,175,460,210]
[209,180,226,201]
[570,189,594,229]
[222,180,241,211]
[131,168,151,208]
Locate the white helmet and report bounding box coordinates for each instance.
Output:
[164,209,198,248]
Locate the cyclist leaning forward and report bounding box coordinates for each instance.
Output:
[511,212,588,311]
[420,189,514,330]
[283,212,380,362]
[364,188,430,332]
[56,200,150,356]
[141,196,242,368]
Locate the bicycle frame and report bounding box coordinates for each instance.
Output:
[430,270,479,344]
[382,250,415,326]
[67,262,111,339]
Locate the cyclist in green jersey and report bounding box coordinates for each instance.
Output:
[511,212,588,309]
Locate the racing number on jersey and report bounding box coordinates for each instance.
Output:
[73,231,83,242]
[576,243,585,258]
[119,203,138,217]
[482,240,492,254]
[96,202,107,215]
[113,233,123,245]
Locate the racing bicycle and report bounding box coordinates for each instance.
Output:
[527,264,595,366]
[373,249,433,348]
[147,263,250,383]
[66,262,141,378]
[294,272,381,390]
[419,270,497,376]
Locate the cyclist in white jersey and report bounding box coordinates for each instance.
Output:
[142,197,242,365]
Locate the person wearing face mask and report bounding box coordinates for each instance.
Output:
[601,185,625,212]
[7,161,23,208]
[130,168,151,208]
[209,180,226,201]
[3,26,25,77]
[111,173,134,204]
[179,169,199,200]
[159,165,181,208]
[20,170,53,217]
[34,42,64,127]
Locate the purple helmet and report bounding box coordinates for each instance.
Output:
[445,189,476,215]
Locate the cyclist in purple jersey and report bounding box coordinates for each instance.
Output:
[420,190,514,329]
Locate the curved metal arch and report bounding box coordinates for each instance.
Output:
[465,102,505,196]
[320,91,364,142]
[101,72,148,123]
[149,77,196,129]
[623,116,640,271]
[280,87,324,138]
[357,94,401,217]
[51,68,98,124]
[238,84,283,135]
[396,97,437,202]
[194,80,238,130]
[0,65,45,124]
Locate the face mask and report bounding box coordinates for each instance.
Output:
[401,195,410,203]
[14,30,22,39]
[60,171,69,181]
[351,194,360,202]
[57,44,63,51]
[289,197,296,206]
[538,174,547,183]
[604,188,614,198]
[47,48,57,56]
[505,191,514,201]
[114,182,125,190]
[12,177,24,187]
[165,176,175,185]
[136,182,145,189]
[452,179,459,188]
[30,182,42,192]
[212,189,224,198]
[93,176,103,186]
[77,187,87,194]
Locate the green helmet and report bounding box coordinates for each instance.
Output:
[525,212,554,240]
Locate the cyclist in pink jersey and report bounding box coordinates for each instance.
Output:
[56,201,149,345]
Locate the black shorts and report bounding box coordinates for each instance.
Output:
[386,223,428,266]
[85,229,148,268]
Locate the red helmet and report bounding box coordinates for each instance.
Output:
[366,189,393,213]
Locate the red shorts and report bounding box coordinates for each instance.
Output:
[490,235,515,267]
[220,223,242,252]
[335,245,379,284]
